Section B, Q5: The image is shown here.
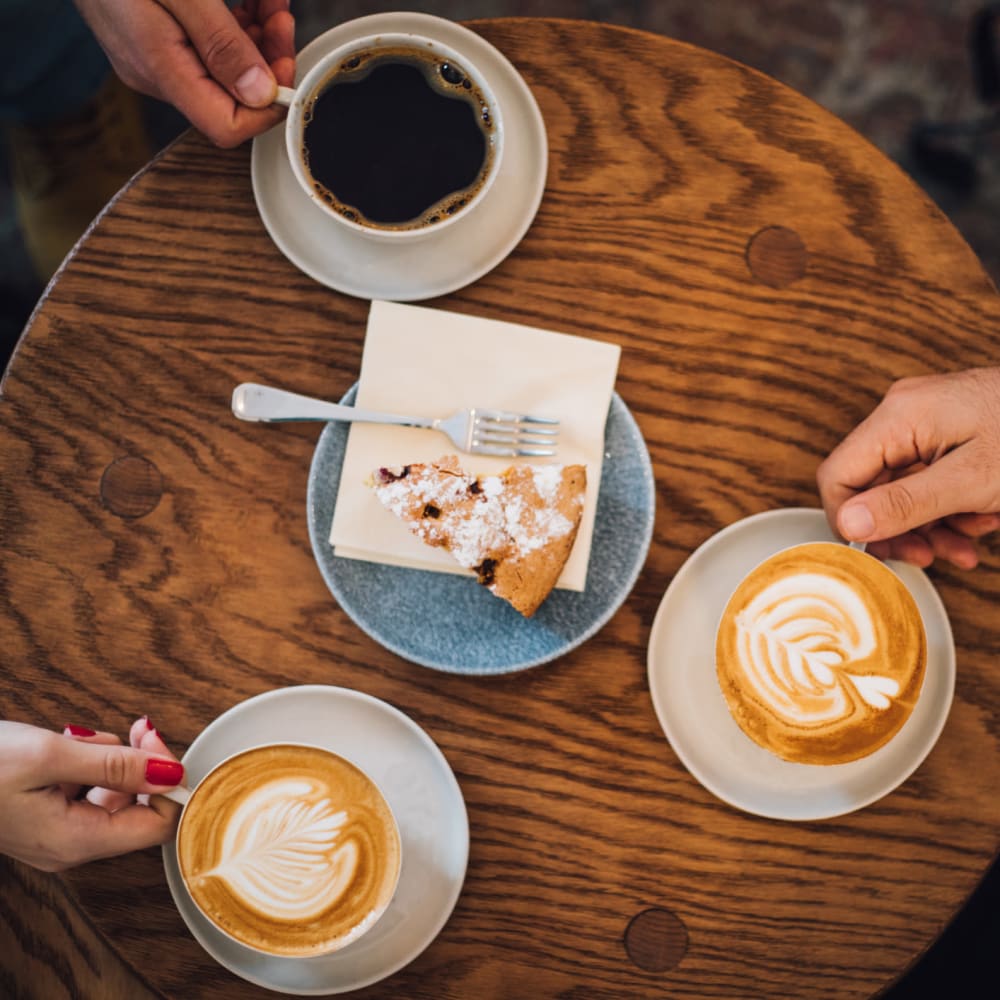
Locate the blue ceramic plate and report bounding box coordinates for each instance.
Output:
[307,386,655,674]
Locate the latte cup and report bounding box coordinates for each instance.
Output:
[275,30,504,241]
[174,742,401,958]
[715,541,928,766]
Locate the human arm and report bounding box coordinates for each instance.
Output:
[816,367,1000,569]
[72,0,296,147]
[0,717,184,872]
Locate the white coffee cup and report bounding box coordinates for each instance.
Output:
[172,741,402,958]
[715,541,927,766]
[275,31,504,241]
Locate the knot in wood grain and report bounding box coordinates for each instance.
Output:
[100,456,163,519]
[746,226,808,287]
[624,906,689,972]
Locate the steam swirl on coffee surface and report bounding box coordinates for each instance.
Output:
[716,543,927,765]
[177,744,400,957]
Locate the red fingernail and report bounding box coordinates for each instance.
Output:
[65,724,97,737]
[145,759,184,786]
[142,715,157,734]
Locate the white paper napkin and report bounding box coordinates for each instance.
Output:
[329,300,621,590]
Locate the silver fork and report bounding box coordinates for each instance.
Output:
[231,383,559,457]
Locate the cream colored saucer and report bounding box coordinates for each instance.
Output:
[250,13,547,300]
[162,686,468,994]
[646,508,956,821]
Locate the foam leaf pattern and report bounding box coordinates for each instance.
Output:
[198,778,357,922]
[734,572,900,724]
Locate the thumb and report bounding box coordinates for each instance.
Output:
[837,448,977,543]
[43,737,185,794]
[165,0,277,107]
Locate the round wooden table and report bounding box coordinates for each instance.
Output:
[2,18,999,1000]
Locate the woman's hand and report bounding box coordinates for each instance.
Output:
[72,0,296,147]
[817,368,1000,569]
[0,717,184,872]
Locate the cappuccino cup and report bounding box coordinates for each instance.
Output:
[715,542,927,766]
[275,30,503,240]
[175,742,401,958]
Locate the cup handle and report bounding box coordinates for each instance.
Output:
[157,785,192,806]
[274,86,296,108]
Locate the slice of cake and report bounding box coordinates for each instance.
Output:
[369,455,587,617]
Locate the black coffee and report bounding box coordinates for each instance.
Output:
[302,47,496,229]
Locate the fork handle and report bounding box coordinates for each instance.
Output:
[231,383,432,428]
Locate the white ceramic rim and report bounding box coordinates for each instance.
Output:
[283,31,504,240]
[175,740,403,959]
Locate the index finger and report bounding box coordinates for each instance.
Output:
[259,10,296,67]
[37,732,184,794]
[815,397,925,534]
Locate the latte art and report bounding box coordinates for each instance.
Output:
[195,778,355,923]
[734,572,897,722]
[717,543,926,765]
[177,745,401,957]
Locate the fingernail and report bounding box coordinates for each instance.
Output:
[841,503,875,541]
[145,759,184,786]
[65,724,96,737]
[234,66,275,107]
[142,715,157,734]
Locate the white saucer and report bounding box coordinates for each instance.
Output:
[250,13,548,300]
[162,686,469,995]
[646,508,956,821]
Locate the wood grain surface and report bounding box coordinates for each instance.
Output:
[2,18,999,1000]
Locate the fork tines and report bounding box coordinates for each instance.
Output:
[472,409,559,457]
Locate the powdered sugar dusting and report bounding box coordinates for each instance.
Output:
[371,460,577,569]
[375,474,467,516]
[532,465,562,502]
[503,493,572,554]
[481,476,502,499]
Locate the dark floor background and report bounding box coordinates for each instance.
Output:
[2,2,998,997]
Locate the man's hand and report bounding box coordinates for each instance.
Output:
[817,368,1000,569]
[73,0,295,147]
